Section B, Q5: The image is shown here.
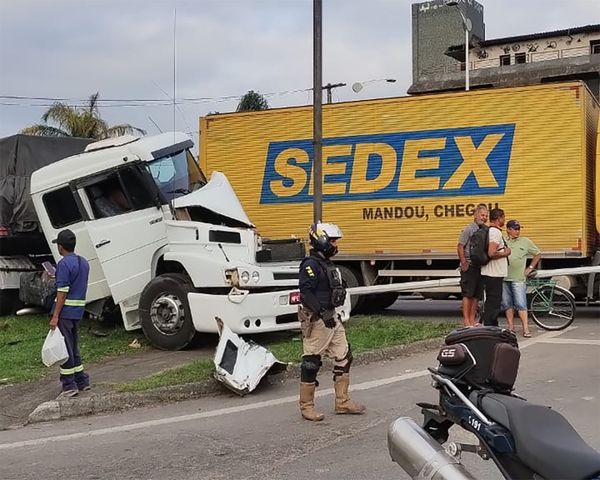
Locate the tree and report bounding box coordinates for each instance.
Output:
[21,92,146,139]
[236,90,269,112]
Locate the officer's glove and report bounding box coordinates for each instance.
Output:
[320,309,336,329]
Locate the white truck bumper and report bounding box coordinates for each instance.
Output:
[188,288,351,334]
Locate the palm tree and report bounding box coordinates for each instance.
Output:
[21,92,146,138]
[236,90,269,112]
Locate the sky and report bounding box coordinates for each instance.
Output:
[0,0,599,143]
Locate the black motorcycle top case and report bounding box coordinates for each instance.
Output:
[444,326,520,392]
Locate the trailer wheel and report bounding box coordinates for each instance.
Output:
[337,265,364,313]
[139,273,197,350]
[361,292,399,313]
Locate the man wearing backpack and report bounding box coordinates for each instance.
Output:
[481,208,511,326]
[457,204,488,327]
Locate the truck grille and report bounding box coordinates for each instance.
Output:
[276,313,297,324]
[273,273,299,280]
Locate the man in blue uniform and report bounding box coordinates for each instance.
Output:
[49,229,91,398]
[297,223,365,421]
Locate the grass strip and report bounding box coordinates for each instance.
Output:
[118,316,455,392]
[0,314,149,384]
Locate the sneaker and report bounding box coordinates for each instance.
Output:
[79,385,91,392]
[57,389,78,399]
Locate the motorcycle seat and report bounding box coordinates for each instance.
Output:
[470,391,600,480]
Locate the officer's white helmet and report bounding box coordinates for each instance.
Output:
[308,223,343,257]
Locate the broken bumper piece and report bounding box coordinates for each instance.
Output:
[213,317,288,396]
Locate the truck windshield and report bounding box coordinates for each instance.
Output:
[147,150,207,202]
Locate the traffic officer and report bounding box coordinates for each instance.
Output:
[49,229,91,398]
[298,223,365,421]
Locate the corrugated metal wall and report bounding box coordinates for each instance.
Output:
[201,82,595,258]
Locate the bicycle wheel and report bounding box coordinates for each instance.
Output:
[529,285,576,330]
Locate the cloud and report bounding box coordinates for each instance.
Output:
[0,0,598,139]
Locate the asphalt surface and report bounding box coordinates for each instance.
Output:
[0,314,598,480]
[0,296,597,429]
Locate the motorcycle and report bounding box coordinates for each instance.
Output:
[387,326,600,480]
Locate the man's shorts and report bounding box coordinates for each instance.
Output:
[502,281,528,311]
[460,264,484,300]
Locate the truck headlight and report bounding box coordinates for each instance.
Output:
[241,270,250,284]
[251,271,260,283]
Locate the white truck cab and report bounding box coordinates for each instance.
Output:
[30,132,350,350]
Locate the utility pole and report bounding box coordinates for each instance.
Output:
[313,0,322,224]
[323,82,347,104]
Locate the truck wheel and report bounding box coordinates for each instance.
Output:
[0,289,21,316]
[337,265,364,313]
[361,292,399,313]
[139,273,197,350]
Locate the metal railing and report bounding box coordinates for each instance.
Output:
[418,46,597,76]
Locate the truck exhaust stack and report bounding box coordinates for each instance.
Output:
[387,417,477,480]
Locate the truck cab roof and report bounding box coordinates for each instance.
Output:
[30,132,192,194]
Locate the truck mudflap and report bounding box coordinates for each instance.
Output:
[187,288,351,334]
[213,317,287,396]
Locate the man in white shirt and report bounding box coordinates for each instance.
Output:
[481,208,511,326]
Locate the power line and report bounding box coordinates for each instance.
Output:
[0,87,315,107]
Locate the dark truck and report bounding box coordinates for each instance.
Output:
[0,134,93,314]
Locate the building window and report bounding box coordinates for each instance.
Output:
[43,187,83,228]
[591,40,600,55]
[515,52,527,64]
[499,55,511,66]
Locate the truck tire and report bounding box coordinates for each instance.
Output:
[139,273,197,350]
[361,292,399,313]
[0,289,21,316]
[337,265,364,313]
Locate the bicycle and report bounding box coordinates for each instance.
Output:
[527,276,576,330]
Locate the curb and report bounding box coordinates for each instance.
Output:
[27,337,444,425]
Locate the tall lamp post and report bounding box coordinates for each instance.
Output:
[446,0,472,91]
[313,0,323,224]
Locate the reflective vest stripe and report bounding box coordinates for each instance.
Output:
[64,299,86,307]
[60,365,84,375]
[57,287,70,293]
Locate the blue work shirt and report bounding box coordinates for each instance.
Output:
[51,253,90,320]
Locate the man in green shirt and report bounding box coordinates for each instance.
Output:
[502,220,542,337]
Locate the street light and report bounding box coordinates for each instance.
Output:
[351,78,397,93]
[445,0,472,91]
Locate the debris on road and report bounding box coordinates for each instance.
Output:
[213,317,287,396]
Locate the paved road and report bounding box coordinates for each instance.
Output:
[1,319,598,480]
[387,295,600,323]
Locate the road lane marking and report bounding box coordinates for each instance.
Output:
[0,327,578,450]
[535,338,600,346]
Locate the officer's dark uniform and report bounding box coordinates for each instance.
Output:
[298,224,365,421]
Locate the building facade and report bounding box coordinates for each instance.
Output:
[409,0,600,98]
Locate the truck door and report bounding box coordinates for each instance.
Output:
[83,165,168,304]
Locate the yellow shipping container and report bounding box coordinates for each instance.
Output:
[200,82,598,262]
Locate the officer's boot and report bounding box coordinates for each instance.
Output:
[334,374,366,414]
[299,382,324,421]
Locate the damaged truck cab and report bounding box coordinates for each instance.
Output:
[29,132,348,350]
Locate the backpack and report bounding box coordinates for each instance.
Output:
[469,224,490,267]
